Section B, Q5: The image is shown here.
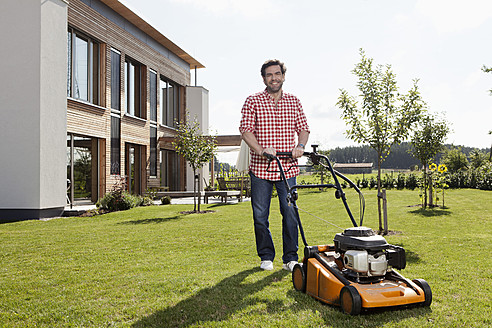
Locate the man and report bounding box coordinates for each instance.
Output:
[239,59,310,271]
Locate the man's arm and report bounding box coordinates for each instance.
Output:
[292,130,310,158]
[241,132,275,157]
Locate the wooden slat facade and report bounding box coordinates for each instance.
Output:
[66,0,201,195]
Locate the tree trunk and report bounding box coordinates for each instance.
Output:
[423,166,428,208]
[197,172,201,212]
[377,153,383,232]
[382,189,388,235]
[193,169,197,212]
[428,173,434,207]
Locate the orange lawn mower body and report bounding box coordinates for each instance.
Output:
[292,238,431,315]
[265,147,432,315]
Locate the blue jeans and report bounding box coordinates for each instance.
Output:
[249,172,299,263]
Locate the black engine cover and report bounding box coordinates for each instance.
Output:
[334,227,389,252]
[386,245,406,270]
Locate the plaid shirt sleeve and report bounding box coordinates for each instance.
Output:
[239,90,310,181]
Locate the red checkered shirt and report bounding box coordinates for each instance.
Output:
[239,89,310,181]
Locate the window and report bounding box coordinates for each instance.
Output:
[110,116,121,175]
[150,126,157,176]
[160,76,180,128]
[67,28,99,104]
[160,149,180,190]
[149,70,157,122]
[110,49,121,111]
[124,58,144,118]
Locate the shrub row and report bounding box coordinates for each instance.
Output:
[353,170,492,191]
[447,169,492,190]
[355,173,420,190]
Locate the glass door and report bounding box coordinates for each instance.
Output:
[126,144,142,194]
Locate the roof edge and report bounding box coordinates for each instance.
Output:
[99,0,205,69]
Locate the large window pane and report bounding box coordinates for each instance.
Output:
[160,78,168,126]
[168,83,174,125]
[150,127,157,176]
[160,76,180,128]
[67,31,71,97]
[67,28,99,105]
[173,85,179,128]
[111,49,121,110]
[127,61,135,116]
[150,71,157,122]
[74,36,88,101]
[125,59,143,118]
[160,149,179,190]
[111,116,121,175]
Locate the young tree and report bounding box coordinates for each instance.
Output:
[411,113,450,208]
[173,114,217,212]
[337,49,425,234]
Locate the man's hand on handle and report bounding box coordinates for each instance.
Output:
[262,147,276,158]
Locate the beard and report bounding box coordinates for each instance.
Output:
[266,80,283,94]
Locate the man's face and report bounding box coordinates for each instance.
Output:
[263,65,285,94]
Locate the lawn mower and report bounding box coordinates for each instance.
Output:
[264,145,432,315]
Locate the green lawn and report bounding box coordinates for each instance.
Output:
[1,189,491,327]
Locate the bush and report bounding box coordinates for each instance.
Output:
[139,196,154,206]
[97,190,137,212]
[369,177,377,189]
[405,173,419,190]
[396,173,406,189]
[382,174,395,189]
[161,196,171,205]
[96,176,156,212]
[359,176,369,188]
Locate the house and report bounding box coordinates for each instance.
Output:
[0,0,207,221]
[333,163,373,175]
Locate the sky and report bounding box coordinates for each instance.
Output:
[121,0,492,164]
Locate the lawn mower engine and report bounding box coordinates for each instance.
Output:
[333,227,406,283]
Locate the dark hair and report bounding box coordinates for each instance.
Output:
[260,59,287,77]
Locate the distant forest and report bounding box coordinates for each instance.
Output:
[327,142,488,169]
[213,142,488,172]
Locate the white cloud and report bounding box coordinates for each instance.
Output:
[416,0,492,33]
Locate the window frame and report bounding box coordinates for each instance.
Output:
[124,57,145,119]
[67,27,100,105]
[160,76,180,128]
[150,125,157,177]
[110,48,121,111]
[110,115,121,175]
[149,69,157,123]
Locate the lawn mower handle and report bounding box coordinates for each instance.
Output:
[262,149,360,231]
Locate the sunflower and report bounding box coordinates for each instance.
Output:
[429,163,437,171]
[438,164,448,173]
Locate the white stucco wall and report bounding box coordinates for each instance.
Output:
[185,86,210,191]
[39,0,68,208]
[0,0,67,215]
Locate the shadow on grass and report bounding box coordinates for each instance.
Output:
[410,207,452,217]
[206,202,241,209]
[132,267,433,327]
[287,289,432,328]
[118,216,182,225]
[132,268,289,328]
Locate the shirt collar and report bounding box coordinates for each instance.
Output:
[262,88,283,101]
